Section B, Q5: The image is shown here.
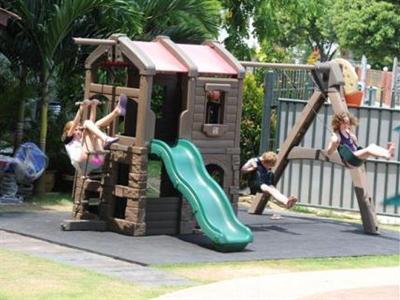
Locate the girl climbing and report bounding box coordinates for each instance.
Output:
[61,95,127,174]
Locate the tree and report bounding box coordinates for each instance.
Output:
[220,0,257,60]
[1,0,222,194]
[136,0,221,43]
[0,0,142,193]
[253,0,337,62]
[332,0,400,67]
[241,72,263,163]
[0,25,36,150]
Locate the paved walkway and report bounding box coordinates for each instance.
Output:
[154,267,400,300]
[0,230,192,287]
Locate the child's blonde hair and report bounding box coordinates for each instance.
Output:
[331,112,358,132]
[61,121,74,142]
[260,151,277,166]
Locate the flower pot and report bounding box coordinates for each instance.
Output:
[344,91,363,107]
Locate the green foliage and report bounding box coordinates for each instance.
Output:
[332,0,400,67]
[151,84,165,119]
[222,0,399,67]
[220,0,257,60]
[137,0,221,43]
[257,40,294,63]
[254,0,337,62]
[0,0,222,186]
[240,72,263,164]
[0,55,37,146]
[29,192,73,206]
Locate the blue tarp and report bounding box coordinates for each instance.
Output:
[0,142,48,183]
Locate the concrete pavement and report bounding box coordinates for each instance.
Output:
[154,267,400,300]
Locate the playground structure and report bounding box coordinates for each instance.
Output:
[63,34,252,251]
[241,60,392,234]
[241,62,399,218]
[62,34,393,251]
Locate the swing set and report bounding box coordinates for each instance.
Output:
[244,59,379,234]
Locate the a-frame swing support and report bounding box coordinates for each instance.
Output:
[248,61,379,234]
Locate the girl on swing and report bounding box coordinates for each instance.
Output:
[326,112,396,167]
[61,95,127,174]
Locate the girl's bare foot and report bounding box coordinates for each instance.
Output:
[286,196,297,209]
[387,142,395,158]
[271,214,283,220]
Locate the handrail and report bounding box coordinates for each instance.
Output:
[240,61,316,70]
[73,37,117,46]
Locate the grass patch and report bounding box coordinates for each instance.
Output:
[0,248,181,300]
[146,159,161,197]
[0,193,73,213]
[291,205,359,221]
[290,205,400,232]
[155,255,400,283]
[147,159,161,178]
[28,192,73,206]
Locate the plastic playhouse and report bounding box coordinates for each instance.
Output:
[62,34,253,251]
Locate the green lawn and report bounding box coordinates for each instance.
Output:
[0,248,180,300]
[0,247,398,300]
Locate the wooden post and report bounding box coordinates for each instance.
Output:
[259,71,275,154]
[248,90,326,214]
[273,91,326,181]
[136,75,155,146]
[391,57,399,108]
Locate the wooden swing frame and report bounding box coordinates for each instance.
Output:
[248,61,379,235]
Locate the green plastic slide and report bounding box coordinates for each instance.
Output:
[150,139,253,252]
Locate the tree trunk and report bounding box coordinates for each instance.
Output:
[13,67,28,153]
[35,68,50,195]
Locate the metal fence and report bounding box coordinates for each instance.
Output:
[277,99,400,216]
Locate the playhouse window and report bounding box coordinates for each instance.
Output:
[206,90,224,124]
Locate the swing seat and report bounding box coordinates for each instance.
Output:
[338,144,364,167]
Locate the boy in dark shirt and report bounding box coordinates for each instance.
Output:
[241,151,297,211]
